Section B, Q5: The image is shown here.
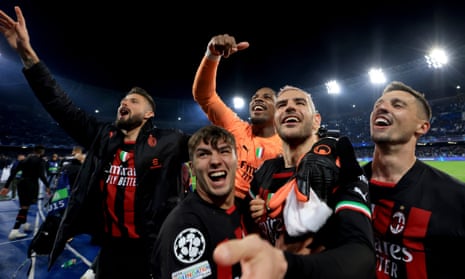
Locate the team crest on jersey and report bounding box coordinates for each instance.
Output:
[148,134,157,147]
[389,211,406,234]
[174,228,206,263]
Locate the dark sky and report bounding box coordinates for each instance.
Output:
[1,1,465,118]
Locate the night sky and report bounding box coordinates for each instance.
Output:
[1,1,465,118]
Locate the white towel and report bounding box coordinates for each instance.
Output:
[283,186,333,236]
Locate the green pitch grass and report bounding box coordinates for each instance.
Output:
[359,160,465,183]
[422,160,465,183]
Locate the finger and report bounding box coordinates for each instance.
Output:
[214,234,260,266]
[15,6,26,28]
[236,41,250,51]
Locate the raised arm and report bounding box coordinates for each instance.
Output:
[0,6,39,68]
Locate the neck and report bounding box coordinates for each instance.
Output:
[122,127,141,141]
[282,134,319,168]
[252,123,277,138]
[371,142,417,183]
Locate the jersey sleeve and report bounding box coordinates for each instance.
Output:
[154,210,215,279]
[283,179,376,279]
[192,57,246,130]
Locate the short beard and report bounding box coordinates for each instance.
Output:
[115,117,143,131]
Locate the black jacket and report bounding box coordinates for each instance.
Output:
[23,62,190,269]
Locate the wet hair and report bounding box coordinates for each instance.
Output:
[382,81,432,121]
[126,86,156,113]
[188,125,236,161]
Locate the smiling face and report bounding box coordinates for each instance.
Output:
[274,86,321,146]
[370,90,430,145]
[115,93,154,131]
[188,126,237,207]
[249,87,276,126]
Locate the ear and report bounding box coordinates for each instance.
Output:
[313,113,321,133]
[145,111,155,119]
[416,120,430,137]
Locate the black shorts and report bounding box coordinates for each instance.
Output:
[17,178,39,206]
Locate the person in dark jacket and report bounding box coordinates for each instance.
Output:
[0,145,51,240]
[60,145,86,187]
[0,7,190,279]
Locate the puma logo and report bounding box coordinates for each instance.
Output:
[353,186,368,202]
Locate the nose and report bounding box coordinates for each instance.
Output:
[284,103,296,112]
[209,151,222,166]
[374,102,389,113]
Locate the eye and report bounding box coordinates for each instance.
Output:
[276,102,286,108]
[220,149,232,155]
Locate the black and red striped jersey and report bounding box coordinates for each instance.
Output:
[364,159,465,279]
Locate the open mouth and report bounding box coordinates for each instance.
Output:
[252,104,265,111]
[119,107,130,116]
[282,116,299,124]
[374,116,391,126]
[209,171,227,181]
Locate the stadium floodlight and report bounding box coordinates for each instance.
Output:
[233,96,245,110]
[368,68,386,85]
[325,80,341,95]
[425,48,448,69]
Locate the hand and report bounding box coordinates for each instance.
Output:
[207,34,249,58]
[0,187,9,196]
[249,197,266,223]
[214,234,287,279]
[294,137,339,202]
[0,7,29,51]
[0,6,39,67]
[336,136,364,185]
[275,233,314,255]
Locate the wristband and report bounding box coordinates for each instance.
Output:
[205,48,221,61]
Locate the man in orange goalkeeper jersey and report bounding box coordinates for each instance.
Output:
[192,34,283,200]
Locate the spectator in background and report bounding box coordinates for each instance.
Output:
[0,153,11,183]
[0,145,51,240]
[0,6,190,279]
[46,153,60,187]
[60,146,86,186]
[193,34,283,200]
[363,81,465,278]
[8,153,26,200]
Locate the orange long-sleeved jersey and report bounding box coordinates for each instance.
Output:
[193,57,283,199]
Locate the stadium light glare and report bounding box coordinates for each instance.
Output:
[368,68,387,85]
[325,80,341,95]
[425,48,448,69]
[233,96,245,110]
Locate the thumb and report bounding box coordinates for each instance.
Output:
[236,41,250,51]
